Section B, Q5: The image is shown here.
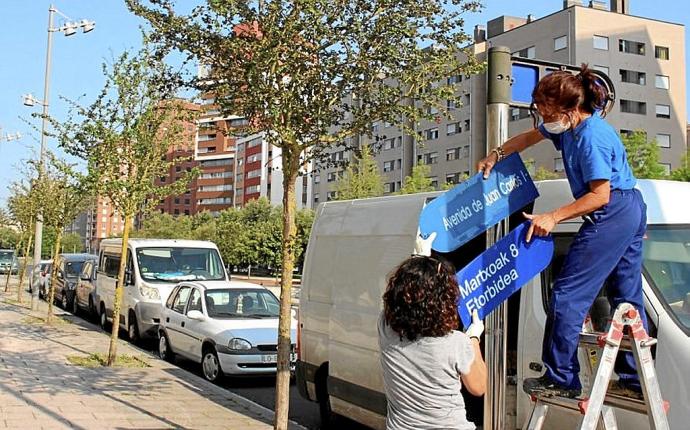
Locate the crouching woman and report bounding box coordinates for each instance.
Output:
[378,256,487,430]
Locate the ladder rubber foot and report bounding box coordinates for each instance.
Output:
[663,400,670,413]
[625,309,638,319]
[578,398,590,415]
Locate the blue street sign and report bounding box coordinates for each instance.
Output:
[455,221,554,327]
[511,63,540,105]
[418,153,539,253]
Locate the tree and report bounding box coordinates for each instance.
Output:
[128,1,483,426]
[134,212,194,239]
[399,164,436,194]
[61,233,85,253]
[622,130,666,179]
[55,47,199,365]
[37,155,93,322]
[671,148,690,182]
[334,145,384,200]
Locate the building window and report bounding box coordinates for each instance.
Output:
[555,158,564,172]
[314,174,321,184]
[446,148,457,161]
[384,183,394,193]
[327,191,337,201]
[184,210,190,215]
[515,46,536,59]
[619,39,645,55]
[184,199,190,205]
[655,45,670,60]
[660,163,671,176]
[554,36,568,52]
[383,160,395,172]
[619,69,646,85]
[655,104,670,119]
[620,99,646,115]
[592,65,609,76]
[655,134,671,148]
[655,75,670,90]
[510,107,530,122]
[246,169,261,179]
[246,185,261,194]
[327,172,337,182]
[593,35,609,50]
[464,119,470,131]
[425,128,439,140]
[447,122,460,135]
[174,198,180,204]
[313,193,320,203]
[174,209,180,215]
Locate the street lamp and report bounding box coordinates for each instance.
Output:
[25,4,95,309]
[0,127,22,143]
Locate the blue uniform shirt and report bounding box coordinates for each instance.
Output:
[538,115,636,199]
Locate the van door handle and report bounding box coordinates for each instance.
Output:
[181,321,185,328]
[166,317,170,323]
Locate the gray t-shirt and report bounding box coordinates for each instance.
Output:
[378,314,476,430]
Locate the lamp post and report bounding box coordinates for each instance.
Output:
[25,4,94,309]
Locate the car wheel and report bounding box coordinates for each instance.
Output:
[60,292,68,310]
[88,297,96,321]
[128,314,140,344]
[202,348,223,383]
[158,333,175,363]
[71,295,79,316]
[99,304,110,331]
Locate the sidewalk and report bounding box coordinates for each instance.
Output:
[0,284,304,429]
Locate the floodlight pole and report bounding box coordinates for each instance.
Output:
[484,46,511,430]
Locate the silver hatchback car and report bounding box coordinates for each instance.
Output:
[159,280,297,382]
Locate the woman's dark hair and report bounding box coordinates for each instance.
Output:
[382,256,459,342]
[530,63,608,127]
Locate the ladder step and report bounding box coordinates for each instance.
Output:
[532,391,648,415]
[579,332,633,351]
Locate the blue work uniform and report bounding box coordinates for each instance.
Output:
[538,114,648,391]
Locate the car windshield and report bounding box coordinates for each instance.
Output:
[643,226,690,330]
[204,289,280,319]
[64,261,86,277]
[136,247,226,283]
[0,251,14,262]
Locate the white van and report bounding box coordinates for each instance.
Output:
[295,179,690,429]
[96,238,228,342]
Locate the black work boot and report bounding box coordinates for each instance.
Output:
[523,374,582,399]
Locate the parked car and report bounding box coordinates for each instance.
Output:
[30,260,52,294]
[97,238,228,343]
[159,280,297,382]
[45,254,98,310]
[74,259,98,317]
[0,249,19,275]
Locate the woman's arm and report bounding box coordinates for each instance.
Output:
[461,338,487,396]
[477,128,545,178]
[524,179,611,242]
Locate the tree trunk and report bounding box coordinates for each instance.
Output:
[274,166,299,430]
[107,215,132,366]
[46,230,62,324]
[4,236,24,293]
[17,233,33,303]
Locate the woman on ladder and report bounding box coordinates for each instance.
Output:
[477,64,648,399]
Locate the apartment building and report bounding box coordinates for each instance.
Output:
[235,133,312,209]
[312,0,686,202]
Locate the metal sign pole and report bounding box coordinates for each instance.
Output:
[484,46,511,430]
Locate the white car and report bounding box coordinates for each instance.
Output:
[159,280,297,382]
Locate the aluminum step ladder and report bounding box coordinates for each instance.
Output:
[523,302,669,430]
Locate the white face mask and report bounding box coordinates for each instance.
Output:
[543,118,571,134]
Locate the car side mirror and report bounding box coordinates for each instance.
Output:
[125,270,133,286]
[187,310,205,321]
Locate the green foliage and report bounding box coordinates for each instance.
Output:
[533,166,560,181]
[334,145,384,200]
[399,164,436,194]
[622,130,666,179]
[0,227,19,250]
[61,233,85,253]
[671,149,690,182]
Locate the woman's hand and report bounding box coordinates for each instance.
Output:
[476,151,499,179]
[523,211,558,242]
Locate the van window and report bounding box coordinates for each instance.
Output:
[172,287,192,313]
[643,225,690,332]
[103,254,121,278]
[135,247,226,282]
[81,262,92,278]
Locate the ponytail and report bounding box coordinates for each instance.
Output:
[577,64,608,117]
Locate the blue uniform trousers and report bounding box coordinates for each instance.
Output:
[542,188,648,390]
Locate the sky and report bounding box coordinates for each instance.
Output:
[0,0,689,205]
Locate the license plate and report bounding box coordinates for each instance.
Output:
[261,353,297,363]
